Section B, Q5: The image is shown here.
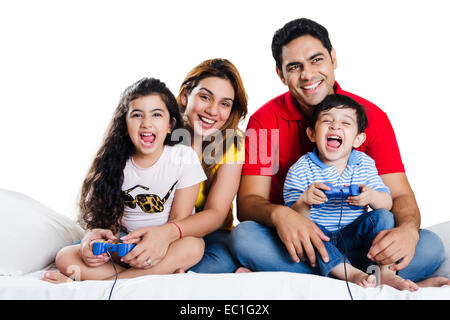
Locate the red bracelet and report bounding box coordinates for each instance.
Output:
[169,221,182,239]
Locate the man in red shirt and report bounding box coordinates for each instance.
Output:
[231,18,448,287]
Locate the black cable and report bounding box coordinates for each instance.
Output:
[337,189,354,300]
[106,249,118,300]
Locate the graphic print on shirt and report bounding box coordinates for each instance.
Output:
[123,181,178,213]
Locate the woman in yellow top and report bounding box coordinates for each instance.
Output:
[175,58,248,272]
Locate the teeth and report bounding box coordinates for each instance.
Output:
[302,81,321,90]
[199,116,215,125]
[141,133,154,136]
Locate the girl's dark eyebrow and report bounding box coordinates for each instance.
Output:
[129,107,167,113]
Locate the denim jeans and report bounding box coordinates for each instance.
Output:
[229,209,445,281]
[188,229,240,273]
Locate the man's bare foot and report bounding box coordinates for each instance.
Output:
[235,267,252,273]
[416,276,450,288]
[380,265,418,291]
[42,271,73,284]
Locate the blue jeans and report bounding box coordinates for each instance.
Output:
[230,209,445,281]
[188,230,239,273]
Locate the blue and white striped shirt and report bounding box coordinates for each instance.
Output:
[283,149,390,231]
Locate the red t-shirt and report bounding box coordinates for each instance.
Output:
[242,82,404,204]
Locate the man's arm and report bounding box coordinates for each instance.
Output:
[367,172,420,270]
[237,175,330,266]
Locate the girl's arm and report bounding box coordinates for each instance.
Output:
[175,162,243,238]
[120,183,201,268]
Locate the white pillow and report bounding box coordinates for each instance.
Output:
[0,188,85,276]
[427,220,450,278]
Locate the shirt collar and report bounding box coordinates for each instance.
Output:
[280,91,305,121]
[308,147,360,169]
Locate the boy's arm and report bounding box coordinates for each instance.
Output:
[347,186,392,211]
[290,182,330,217]
[237,175,330,266]
[368,189,392,211]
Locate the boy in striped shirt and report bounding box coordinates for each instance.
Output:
[283,94,418,290]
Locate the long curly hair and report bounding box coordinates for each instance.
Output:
[177,59,248,196]
[78,77,184,234]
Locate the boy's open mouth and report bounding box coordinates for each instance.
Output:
[326,135,342,149]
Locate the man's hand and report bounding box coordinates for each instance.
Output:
[367,224,419,271]
[272,206,330,267]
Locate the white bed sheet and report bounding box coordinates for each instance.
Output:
[1,264,449,300]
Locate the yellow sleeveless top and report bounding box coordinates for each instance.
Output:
[194,132,245,231]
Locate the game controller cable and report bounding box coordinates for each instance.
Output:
[336,190,353,300]
[106,248,118,301]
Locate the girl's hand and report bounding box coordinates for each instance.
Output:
[120,223,179,269]
[79,228,116,267]
[298,182,330,206]
[347,185,372,207]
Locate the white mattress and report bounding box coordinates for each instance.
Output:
[1,264,449,300]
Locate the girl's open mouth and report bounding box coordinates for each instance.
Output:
[140,132,156,147]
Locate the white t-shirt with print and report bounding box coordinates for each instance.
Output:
[121,144,206,232]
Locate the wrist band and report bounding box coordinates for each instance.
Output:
[169,221,182,239]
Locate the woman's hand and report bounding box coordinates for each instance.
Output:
[79,228,116,267]
[120,223,179,269]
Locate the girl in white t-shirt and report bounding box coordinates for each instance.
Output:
[43,77,206,283]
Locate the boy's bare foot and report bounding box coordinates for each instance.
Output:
[354,274,377,288]
[42,271,73,284]
[380,265,418,291]
[174,268,185,273]
[330,263,376,288]
[235,267,252,273]
[416,276,450,288]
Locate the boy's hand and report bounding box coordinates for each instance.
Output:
[298,182,331,206]
[346,185,373,207]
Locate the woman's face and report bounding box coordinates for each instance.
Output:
[182,76,235,138]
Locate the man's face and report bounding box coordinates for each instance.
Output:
[277,35,337,117]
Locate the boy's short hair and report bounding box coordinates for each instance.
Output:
[310,94,368,133]
[271,18,333,72]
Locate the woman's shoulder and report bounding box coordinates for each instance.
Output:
[221,129,245,164]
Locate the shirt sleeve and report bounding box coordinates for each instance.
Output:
[283,159,309,208]
[177,146,207,189]
[242,115,279,176]
[219,129,245,164]
[362,154,391,194]
[362,109,405,175]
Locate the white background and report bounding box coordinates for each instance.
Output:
[1,0,449,228]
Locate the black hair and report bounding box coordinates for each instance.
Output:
[120,77,184,146]
[271,18,333,72]
[78,77,184,233]
[310,94,368,133]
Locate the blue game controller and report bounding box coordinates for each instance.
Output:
[313,182,361,210]
[92,241,136,257]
